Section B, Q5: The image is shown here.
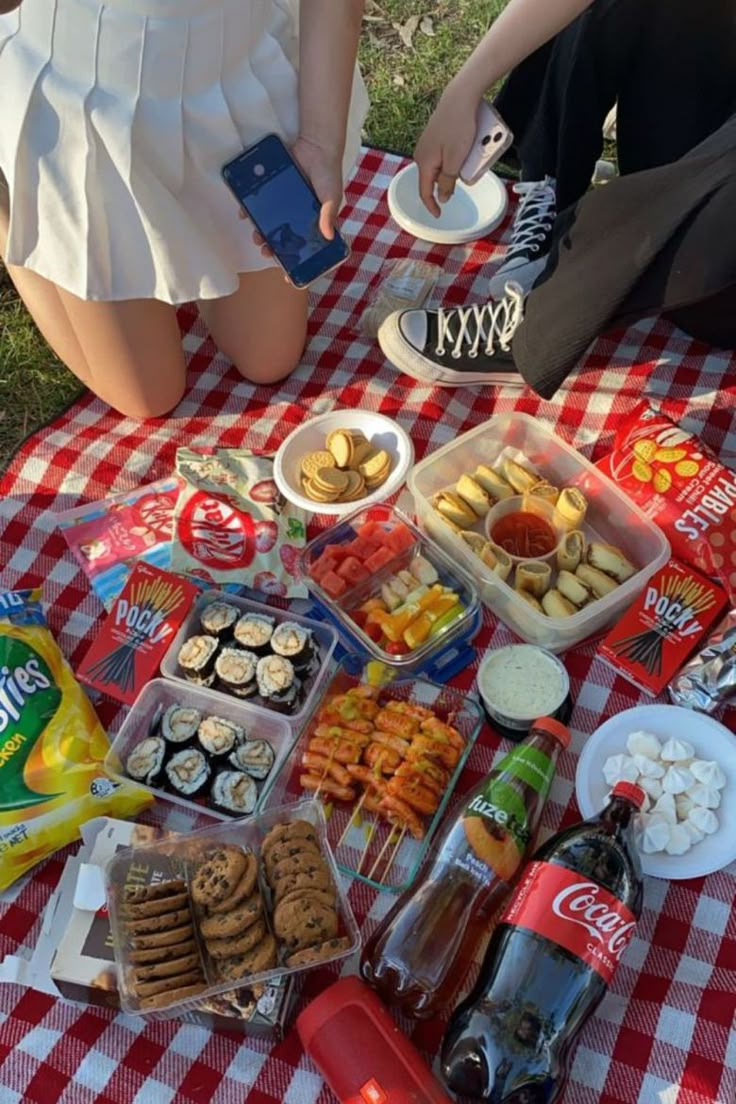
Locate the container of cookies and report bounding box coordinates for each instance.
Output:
[298,503,481,676]
[261,656,484,894]
[105,799,361,1019]
[273,410,415,517]
[408,413,670,653]
[105,679,297,821]
[160,591,337,724]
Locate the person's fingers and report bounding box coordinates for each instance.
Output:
[416,156,442,219]
[437,169,457,205]
[238,207,247,220]
[319,198,337,240]
[260,244,273,258]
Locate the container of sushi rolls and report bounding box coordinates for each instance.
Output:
[160,592,337,723]
[105,679,296,820]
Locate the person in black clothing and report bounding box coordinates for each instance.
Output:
[378,0,736,398]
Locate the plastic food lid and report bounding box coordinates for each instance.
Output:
[612,780,646,808]
[531,716,571,749]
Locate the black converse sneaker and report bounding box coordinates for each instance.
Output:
[488,176,556,298]
[378,283,525,388]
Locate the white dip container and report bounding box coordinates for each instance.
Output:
[477,644,571,740]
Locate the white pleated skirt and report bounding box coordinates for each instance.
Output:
[0,0,368,303]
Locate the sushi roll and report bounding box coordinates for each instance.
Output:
[268,682,301,715]
[256,654,297,709]
[161,704,202,745]
[197,716,245,759]
[210,771,258,816]
[165,747,211,798]
[200,600,239,640]
[233,613,275,655]
[270,621,314,670]
[178,635,219,685]
[215,648,258,698]
[126,736,166,786]
[229,738,274,780]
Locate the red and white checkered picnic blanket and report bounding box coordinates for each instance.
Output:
[1,148,735,1104]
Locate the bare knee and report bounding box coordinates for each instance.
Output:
[113,376,187,420]
[229,336,306,387]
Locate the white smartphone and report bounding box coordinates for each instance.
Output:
[460,101,514,186]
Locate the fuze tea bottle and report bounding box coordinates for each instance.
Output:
[360,717,570,1020]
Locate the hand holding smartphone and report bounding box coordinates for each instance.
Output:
[460,101,513,186]
[222,134,349,289]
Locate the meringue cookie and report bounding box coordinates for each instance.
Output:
[652,792,677,824]
[662,765,695,795]
[675,794,695,820]
[682,820,705,845]
[660,738,695,762]
[689,760,726,790]
[638,814,671,854]
[626,730,662,760]
[633,753,665,779]
[603,753,639,786]
[688,783,721,809]
[638,777,663,801]
[664,824,692,856]
[687,807,719,835]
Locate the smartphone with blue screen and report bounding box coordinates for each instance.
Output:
[222,135,349,289]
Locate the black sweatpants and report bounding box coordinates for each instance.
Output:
[493,0,736,398]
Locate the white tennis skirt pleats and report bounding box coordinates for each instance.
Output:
[0,0,367,302]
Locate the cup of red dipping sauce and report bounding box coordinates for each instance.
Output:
[484,494,564,563]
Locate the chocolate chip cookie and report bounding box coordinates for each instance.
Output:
[273,896,338,953]
[134,952,201,982]
[285,936,353,968]
[261,820,318,861]
[215,933,278,982]
[199,893,263,940]
[129,938,197,966]
[191,846,250,907]
[205,916,268,960]
[206,853,258,914]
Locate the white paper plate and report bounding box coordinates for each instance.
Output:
[273,411,414,517]
[387,163,508,245]
[576,704,736,880]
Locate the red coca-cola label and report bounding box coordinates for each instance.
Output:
[177,492,256,571]
[500,861,637,984]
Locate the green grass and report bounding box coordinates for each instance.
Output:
[0,1,499,468]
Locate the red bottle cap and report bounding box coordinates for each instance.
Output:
[531,716,571,749]
[611,780,646,808]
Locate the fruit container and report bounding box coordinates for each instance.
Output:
[261,656,484,894]
[105,799,360,1020]
[160,590,337,724]
[105,679,296,821]
[298,504,481,676]
[408,413,670,653]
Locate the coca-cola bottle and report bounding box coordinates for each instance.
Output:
[441,780,645,1102]
[360,717,570,1020]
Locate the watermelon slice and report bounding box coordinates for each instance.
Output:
[320,570,348,598]
[385,524,416,556]
[311,552,339,582]
[365,546,395,572]
[337,556,370,586]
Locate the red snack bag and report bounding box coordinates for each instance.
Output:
[597,402,736,602]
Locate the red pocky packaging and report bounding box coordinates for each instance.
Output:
[596,402,736,603]
[78,563,199,704]
[170,448,306,598]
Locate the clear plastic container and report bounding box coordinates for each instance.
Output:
[408,413,670,653]
[105,679,296,820]
[298,504,480,674]
[105,799,360,1019]
[262,656,484,894]
[160,590,337,723]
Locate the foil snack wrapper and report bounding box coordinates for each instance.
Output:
[669,609,736,713]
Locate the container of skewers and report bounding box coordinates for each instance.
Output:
[105,680,296,819]
[408,413,670,653]
[298,504,481,676]
[261,656,484,893]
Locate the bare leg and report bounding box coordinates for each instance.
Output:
[199,267,308,385]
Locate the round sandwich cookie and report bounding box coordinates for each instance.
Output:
[129,938,197,965]
[134,951,201,982]
[359,448,392,488]
[206,852,258,914]
[340,470,367,501]
[301,450,336,480]
[285,936,352,968]
[261,820,319,859]
[215,933,278,981]
[191,846,250,907]
[205,917,268,961]
[199,893,263,940]
[131,923,194,950]
[129,908,193,936]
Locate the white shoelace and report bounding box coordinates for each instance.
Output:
[504,177,556,263]
[435,284,525,359]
